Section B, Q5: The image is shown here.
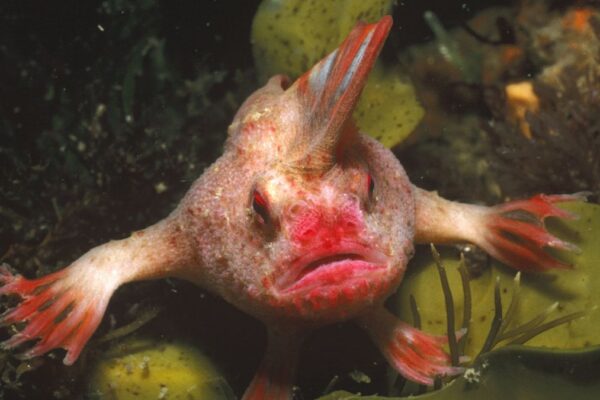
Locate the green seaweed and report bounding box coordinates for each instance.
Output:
[430,245,459,366]
[318,346,600,400]
[252,0,395,81]
[422,11,480,82]
[87,337,235,399]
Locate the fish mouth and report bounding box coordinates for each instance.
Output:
[274,243,388,294]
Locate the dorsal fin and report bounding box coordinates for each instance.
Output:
[287,16,393,173]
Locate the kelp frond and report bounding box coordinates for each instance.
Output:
[478,271,586,355]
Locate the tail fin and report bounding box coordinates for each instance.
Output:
[241,329,302,400]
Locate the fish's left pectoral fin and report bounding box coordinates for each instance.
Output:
[358,308,463,385]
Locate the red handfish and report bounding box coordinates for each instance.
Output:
[0,16,585,399]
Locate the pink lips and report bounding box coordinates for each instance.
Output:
[274,243,388,294]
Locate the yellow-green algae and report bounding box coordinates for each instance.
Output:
[252,0,394,79]
[354,66,424,148]
[393,201,600,359]
[251,0,424,148]
[318,346,600,399]
[87,338,234,399]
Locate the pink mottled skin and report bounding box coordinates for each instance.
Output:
[0,16,586,399]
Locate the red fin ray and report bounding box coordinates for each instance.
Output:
[301,16,391,131]
[241,329,303,400]
[494,193,588,219]
[0,264,114,364]
[289,16,392,170]
[480,193,588,272]
[359,308,464,386]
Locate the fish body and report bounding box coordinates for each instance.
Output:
[0,16,584,399]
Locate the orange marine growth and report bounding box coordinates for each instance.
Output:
[0,16,585,400]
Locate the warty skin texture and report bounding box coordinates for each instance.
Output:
[0,16,585,399]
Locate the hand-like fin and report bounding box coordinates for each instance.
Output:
[480,192,588,271]
[0,264,114,364]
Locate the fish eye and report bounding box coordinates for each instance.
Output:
[252,189,271,225]
[367,173,375,198]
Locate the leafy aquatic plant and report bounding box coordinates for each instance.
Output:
[319,345,600,400]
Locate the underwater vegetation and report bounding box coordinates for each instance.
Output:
[87,338,235,399]
[399,1,600,204]
[321,346,600,399]
[0,0,599,399]
[485,7,600,201]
